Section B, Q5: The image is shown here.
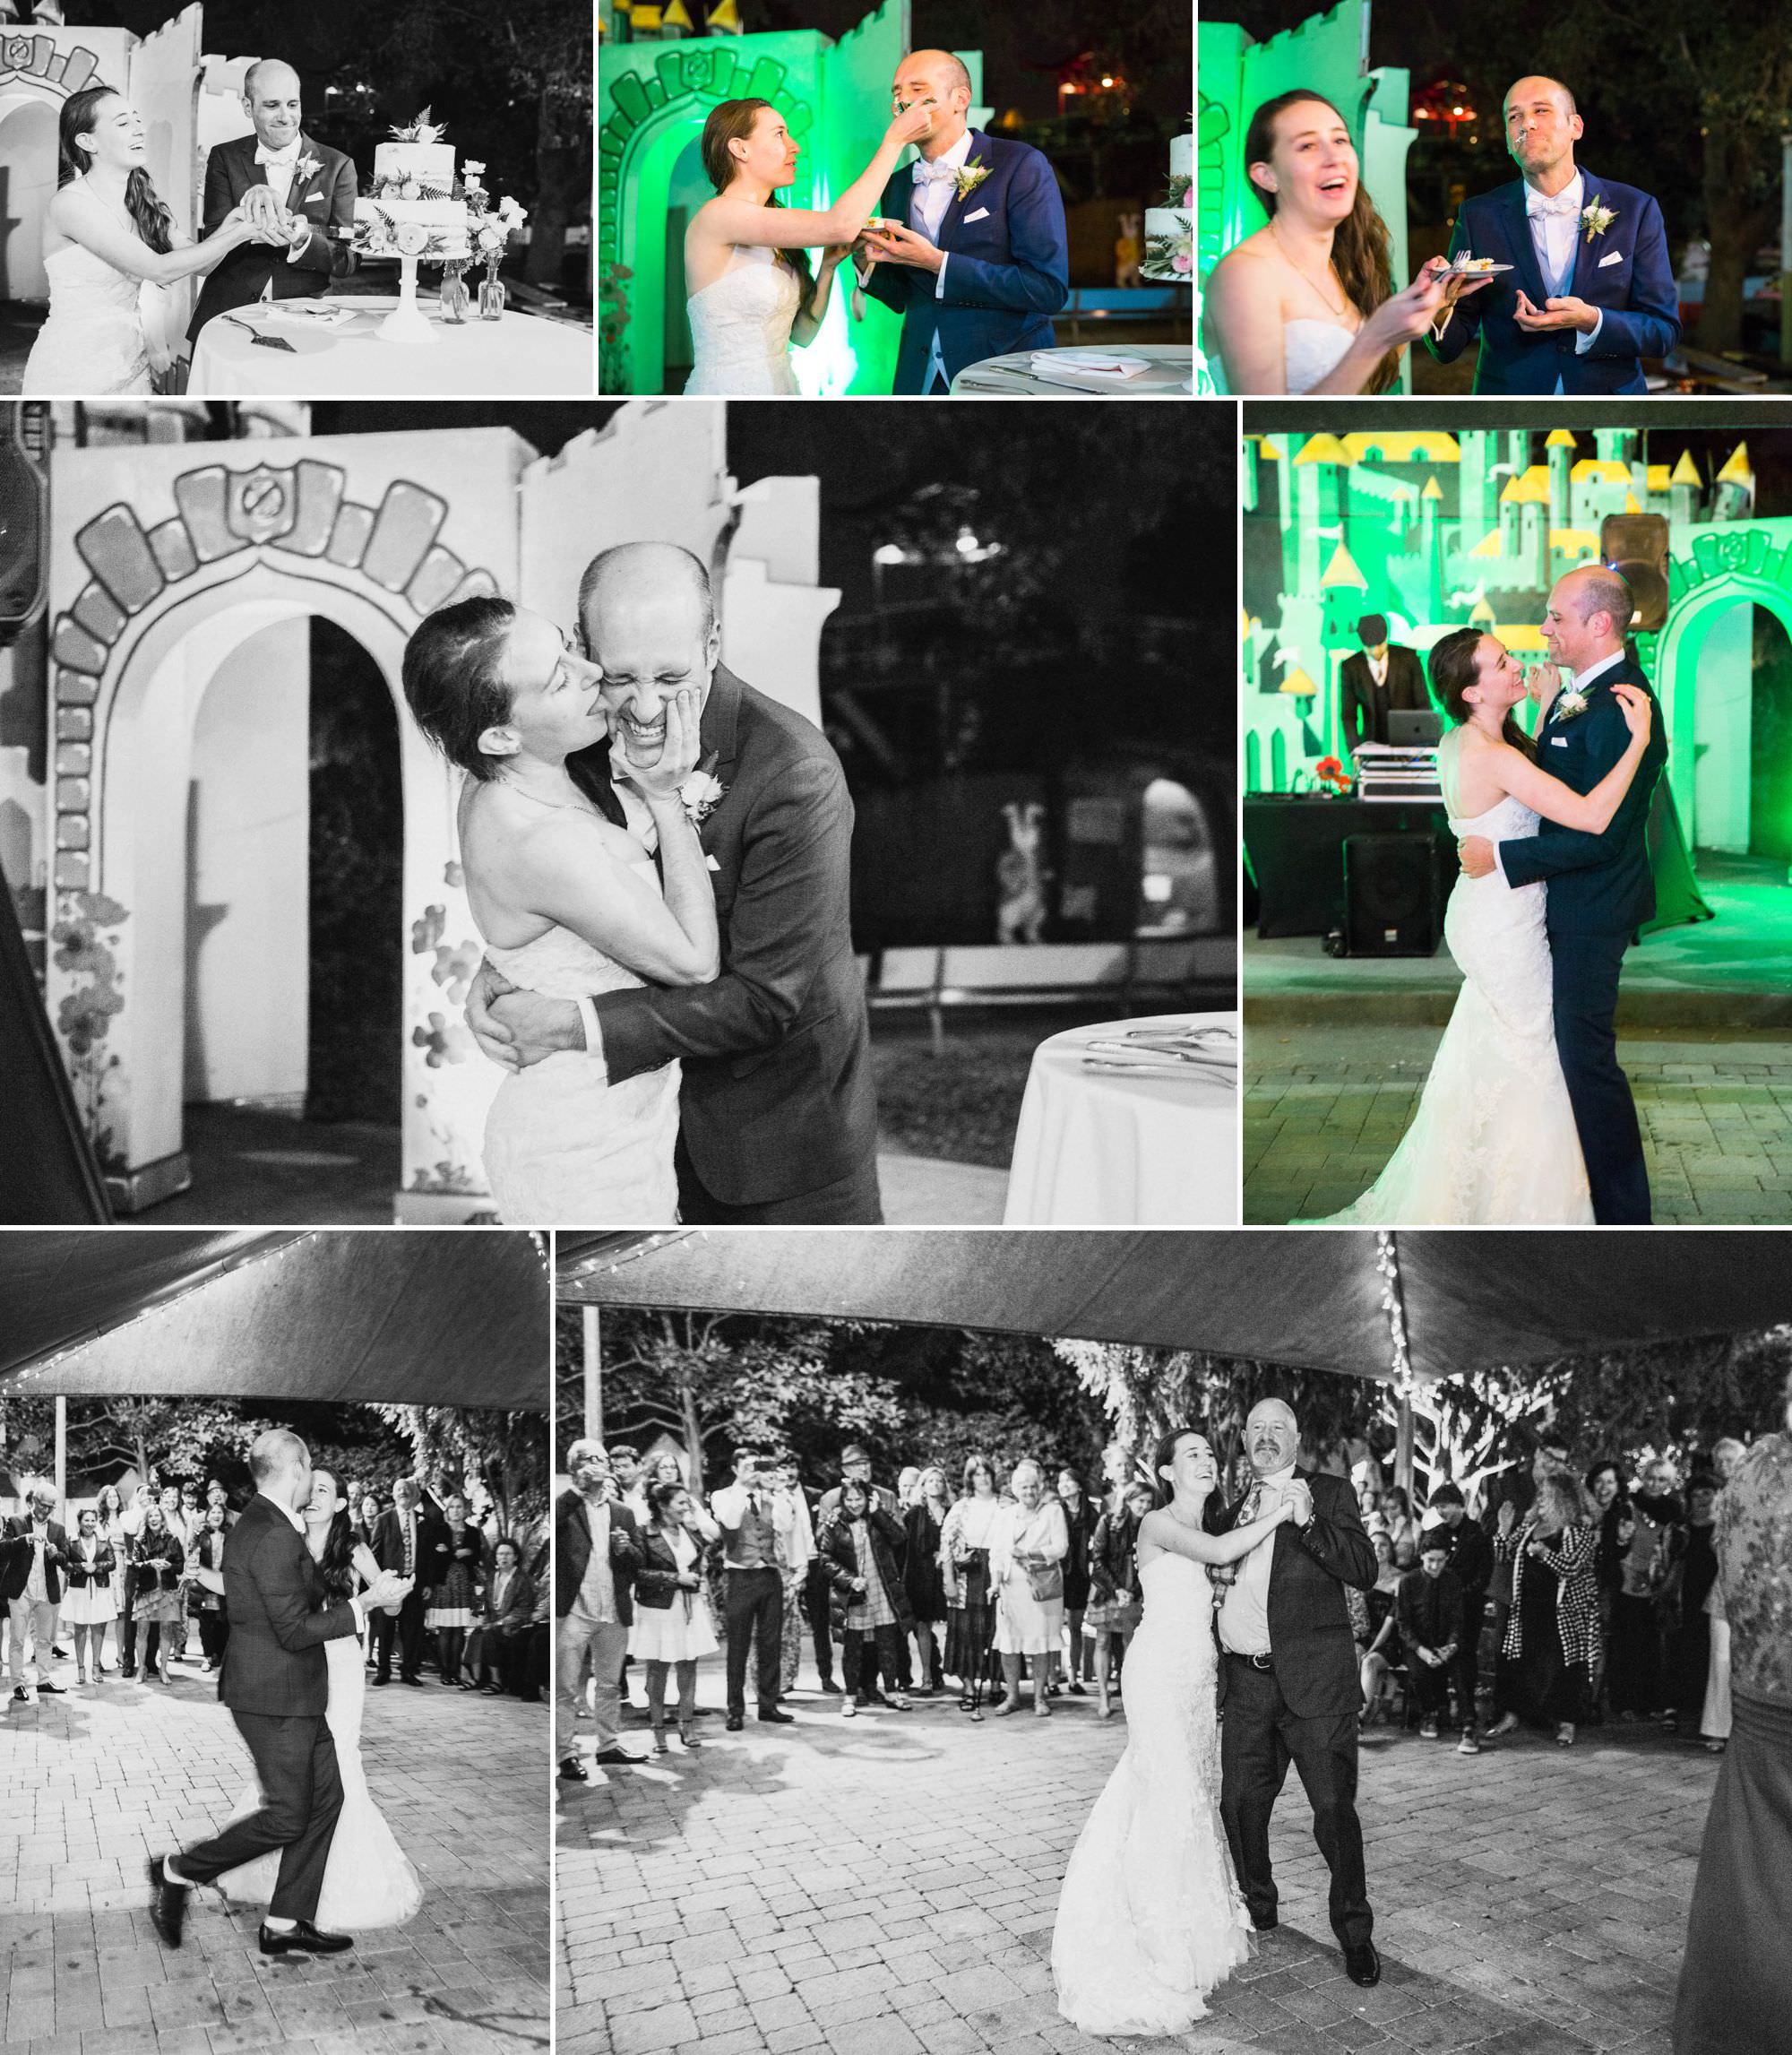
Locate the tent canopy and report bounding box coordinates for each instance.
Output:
[2,1231,549,1408]
[558,1230,1792,1385]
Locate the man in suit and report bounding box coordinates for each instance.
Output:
[556,1441,642,1780]
[1211,1399,1381,1986]
[148,1429,409,1955]
[185,59,358,351]
[710,1449,796,1731]
[853,48,1068,394]
[1423,76,1679,395]
[1460,566,1667,1222]
[1340,615,1430,757]
[4,1480,68,1703]
[371,1476,430,1686]
[467,541,883,1224]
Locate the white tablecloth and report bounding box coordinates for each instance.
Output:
[1003,1012,1238,1225]
[952,345,1193,397]
[188,298,594,397]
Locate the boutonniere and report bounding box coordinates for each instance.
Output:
[1580,199,1617,245]
[679,765,727,826]
[1554,686,1590,719]
[953,160,992,203]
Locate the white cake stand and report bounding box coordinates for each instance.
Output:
[373,249,439,347]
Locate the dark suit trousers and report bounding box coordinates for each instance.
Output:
[395,1588,428,1680]
[723,1567,782,1715]
[177,1710,344,1921]
[1219,1656,1373,1948]
[370,1606,396,1680]
[675,1132,883,1225]
[119,1562,141,1667]
[1551,928,1650,1224]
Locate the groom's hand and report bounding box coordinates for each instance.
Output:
[861,223,944,274]
[1459,836,1495,879]
[1513,289,1599,335]
[467,958,584,1070]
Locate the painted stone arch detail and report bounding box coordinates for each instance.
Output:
[597,47,814,270]
[1667,523,1792,608]
[48,457,499,894]
[0,33,108,96]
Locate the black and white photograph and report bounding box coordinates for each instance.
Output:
[556,1227,1792,2055]
[0,0,592,399]
[0,1226,551,2054]
[2,395,1232,1230]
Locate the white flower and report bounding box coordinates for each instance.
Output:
[464,160,486,176]
[678,770,726,823]
[1555,687,1589,718]
[1580,200,1617,244]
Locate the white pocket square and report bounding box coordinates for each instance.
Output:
[305,192,323,203]
[1598,249,1623,267]
[1550,737,1568,747]
[963,205,991,223]
[706,854,721,872]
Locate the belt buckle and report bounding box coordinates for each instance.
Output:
[1249,1651,1272,1671]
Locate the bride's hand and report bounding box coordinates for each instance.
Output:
[1610,681,1652,740]
[887,101,935,147]
[1360,272,1448,353]
[629,687,703,805]
[1528,659,1562,708]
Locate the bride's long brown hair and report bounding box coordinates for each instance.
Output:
[1430,628,1537,760]
[58,87,175,254]
[1245,90,1397,394]
[700,98,817,319]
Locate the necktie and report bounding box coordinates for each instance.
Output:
[403,1517,414,1576]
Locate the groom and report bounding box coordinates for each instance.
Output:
[1460,566,1667,1223]
[1210,1399,1381,1985]
[466,542,882,1224]
[146,1429,409,1955]
[186,59,359,350]
[852,49,1068,394]
[1424,76,1679,394]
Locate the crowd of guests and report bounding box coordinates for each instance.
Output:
[3,1467,550,1709]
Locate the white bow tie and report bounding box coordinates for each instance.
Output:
[1527,194,1579,219]
[912,159,961,186]
[255,142,300,168]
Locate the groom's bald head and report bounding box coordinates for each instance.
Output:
[892,50,972,151]
[578,543,720,756]
[242,59,303,150]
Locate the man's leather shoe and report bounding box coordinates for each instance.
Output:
[757,1708,794,1724]
[36,1680,65,1695]
[146,1857,187,1948]
[260,1919,353,1956]
[558,1757,588,1782]
[401,1675,423,1687]
[1250,1910,1279,1933]
[591,1746,644,1766]
[1345,1941,1382,1987]
[372,1674,390,1687]
[725,1712,744,1731]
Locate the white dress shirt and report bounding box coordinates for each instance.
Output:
[1525,171,1601,375]
[1217,1464,1297,1657]
[252,137,312,266]
[1366,650,1388,688]
[1491,645,1627,885]
[909,129,970,393]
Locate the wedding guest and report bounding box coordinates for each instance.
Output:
[4,1481,68,1702]
[1085,1478,1151,1721]
[61,1507,116,1687]
[1379,1487,1419,1561]
[470,1535,534,1697]
[1485,1476,1598,1747]
[1674,1378,1792,2055]
[818,1476,913,1715]
[1358,1532,1403,1725]
[711,1450,793,1731]
[204,1479,237,1529]
[1203,90,1452,395]
[815,1445,898,1521]
[116,1482,156,1679]
[942,1454,1003,1720]
[769,1454,814,1698]
[375,1476,431,1687]
[628,1482,719,1750]
[608,1445,649,1522]
[357,1492,383,1559]
[1667,1474,1719,1741]
[94,1482,128,1673]
[1587,1458,1627,1714]
[1608,1458,1682,1722]
[426,1493,482,1688]
[1056,1468,1094,1696]
[1700,1439,1746,1754]
[128,1503,185,1687]
[156,1485,194,1662]
[1398,1534,1467,1742]
[903,1467,950,1697]
[1431,1481,1493,1750]
[188,1502,230,1671]
[1482,1435,1572,1657]
[991,1461,1068,1718]
[556,1441,642,1779]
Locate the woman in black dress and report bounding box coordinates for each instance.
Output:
[128,1504,185,1686]
[941,1454,1002,1720]
[1486,1475,1599,1746]
[1055,1468,1094,1696]
[904,1466,950,1697]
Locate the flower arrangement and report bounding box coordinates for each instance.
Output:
[1580,199,1617,244]
[1314,755,1354,796]
[952,160,991,203]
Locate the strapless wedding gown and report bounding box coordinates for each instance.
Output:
[1209,316,1356,396]
[217,1632,424,1930]
[1313,749,1593,1223]
[22,242,152,395]
[685,245,801,395]
[479,846,682,1225]
[1052,1552,1251,2035]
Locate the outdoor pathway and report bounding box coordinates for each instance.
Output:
[1,1646,548,2054]
[559,1657,1713,2055]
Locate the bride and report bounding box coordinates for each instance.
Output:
[211,1471,423,1930]
[682,96,931,395]
[401,594,719,1225]
[1053,1429,1295,2035]
[1203,90,1487,395]
[1313,629,1653,1225]
[22,86,272,397]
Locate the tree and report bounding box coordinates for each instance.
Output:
[374,1405,549,1541]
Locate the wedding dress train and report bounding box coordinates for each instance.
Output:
[22,242,153,395]
[1314,738,1593,1223]
[1052,1551,1252,2034]
[217,1632,424,1930]
[479,845,682,1225]
[684,244,801,395]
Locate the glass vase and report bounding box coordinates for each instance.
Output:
[440,264,470,325]
[478,262,506,322]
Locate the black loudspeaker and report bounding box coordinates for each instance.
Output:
[1343,833,1443,957]
[1598,514,1670,633]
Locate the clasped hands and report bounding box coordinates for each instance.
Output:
[852,220,944,274]
[231,185,310,249]
[363,1567,413,1614]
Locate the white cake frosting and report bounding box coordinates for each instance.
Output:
[1142,130,1193,282]
[372,141,456,198]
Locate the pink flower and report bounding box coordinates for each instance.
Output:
[1180,186,1193,208]
[1173,251,1192,274]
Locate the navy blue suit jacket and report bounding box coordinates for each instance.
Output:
[861,131,1068,393]
[1497,656,1667,935]
[1424,170,1680,395]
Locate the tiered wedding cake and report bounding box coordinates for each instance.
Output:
[1142,131,1193,281]
[353,109,472,261]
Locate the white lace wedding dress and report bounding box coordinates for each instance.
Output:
[685,244,801,395]
[217,1629,424,1930]
[479,846,682,1225]
[22,241,153,395]
[1052,1551,1252,2034]
[1313,733,1593,1223]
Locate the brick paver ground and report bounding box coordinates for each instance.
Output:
[1,1646,548,2055]
[558,1653,1714,2055]
[1245,1025,1792,1222]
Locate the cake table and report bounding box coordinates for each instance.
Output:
[952,345,1193,397]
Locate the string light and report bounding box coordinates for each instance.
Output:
[1374,1230,1416,1397]
[559,1230,703,1286]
